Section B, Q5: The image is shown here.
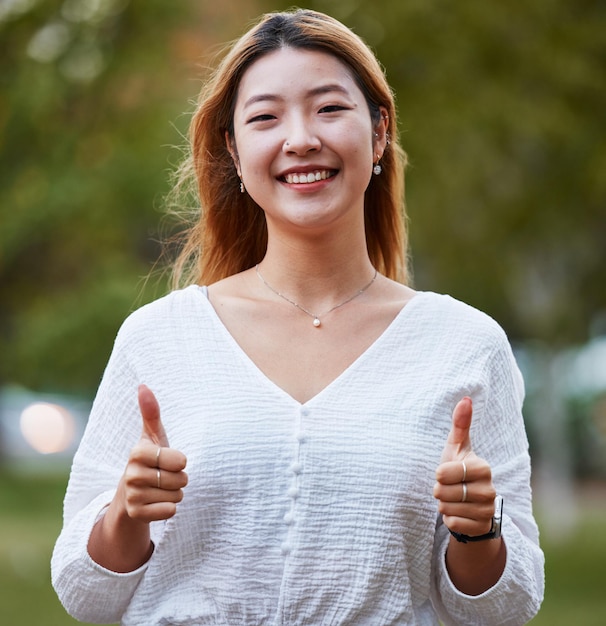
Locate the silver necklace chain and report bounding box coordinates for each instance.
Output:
[255,264,378,328]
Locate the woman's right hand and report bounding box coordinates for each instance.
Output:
[87,385,187,572]
[121,384,188,523]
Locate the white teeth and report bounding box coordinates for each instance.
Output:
[284,170,332,184]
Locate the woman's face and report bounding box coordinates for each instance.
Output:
[230,47,387,235]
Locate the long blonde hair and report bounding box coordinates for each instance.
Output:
[169,9,409,288]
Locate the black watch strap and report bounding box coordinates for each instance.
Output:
[449,495,503,543]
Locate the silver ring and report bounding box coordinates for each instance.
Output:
[156,446,161,468]
[157,468,161,490]
[461,482,468,503]
[461,460,467,483]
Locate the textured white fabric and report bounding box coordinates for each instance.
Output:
[51,286,544,625]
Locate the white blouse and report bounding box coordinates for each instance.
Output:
[52,286,544,625]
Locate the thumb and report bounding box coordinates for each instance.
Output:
[441,396,473,462]
[138,384,169,448]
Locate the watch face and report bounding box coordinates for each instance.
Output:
[491,495,504,538]
[494,495,503,523]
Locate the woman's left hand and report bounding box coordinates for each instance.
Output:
[433,396,506,595]
[433,397,497,539]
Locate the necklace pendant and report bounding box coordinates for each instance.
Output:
[255,265,378,331]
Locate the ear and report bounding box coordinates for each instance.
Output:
[225,131,241,177]
[372,106,389,160]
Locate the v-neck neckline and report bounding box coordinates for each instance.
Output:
[193,286,428,408]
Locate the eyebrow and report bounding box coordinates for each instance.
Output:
[243,84,351,109]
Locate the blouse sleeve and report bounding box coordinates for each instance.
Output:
[51,318,166,624]
[430,329,545,625]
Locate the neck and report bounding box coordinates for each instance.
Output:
[258,245,376,314]
[255,263,377,327]
[255,205,379,310]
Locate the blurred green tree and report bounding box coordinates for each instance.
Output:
[0,0,265,394]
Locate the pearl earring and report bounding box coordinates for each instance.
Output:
[373,156,382,176]
[240,179,245,193]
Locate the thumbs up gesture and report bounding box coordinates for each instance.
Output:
[120,385,188,523]
[433,397,497,538]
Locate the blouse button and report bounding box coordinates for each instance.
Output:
[289,461,302,474]
[287,486,299,499]
[281,541,292,556]
[283,511,295,525]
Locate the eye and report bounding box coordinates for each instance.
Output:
[247,114,276,124]
[319,105,348,114]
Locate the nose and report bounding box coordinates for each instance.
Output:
[282,119,321,155]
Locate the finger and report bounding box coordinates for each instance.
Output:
[138,384,169,448]
[435,456,489,485]
[123,470,187,504]
[434,479,496,504]
[156,448,188,473]
[434,481,470,503]
[436,460,469,485]
[129,443,187,473]
[447,396,473,448]
[440,396,474,464]
[126,501,180,523]
[153,467,189,491]
[442,514,494,537]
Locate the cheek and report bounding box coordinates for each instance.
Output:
[334,123,374,157]
[344,142,374,172]
[239,138,278,178]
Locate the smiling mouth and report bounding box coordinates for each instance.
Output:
[281,170,337,184]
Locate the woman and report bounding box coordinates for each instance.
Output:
[52,9,544,625]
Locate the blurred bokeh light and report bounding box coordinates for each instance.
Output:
[19,402,76,454]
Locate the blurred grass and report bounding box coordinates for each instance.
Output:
[0,468,113,626]
[528,486,606,626]
[0,469,605,625]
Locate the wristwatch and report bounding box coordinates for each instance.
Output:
[449,495,503,543]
